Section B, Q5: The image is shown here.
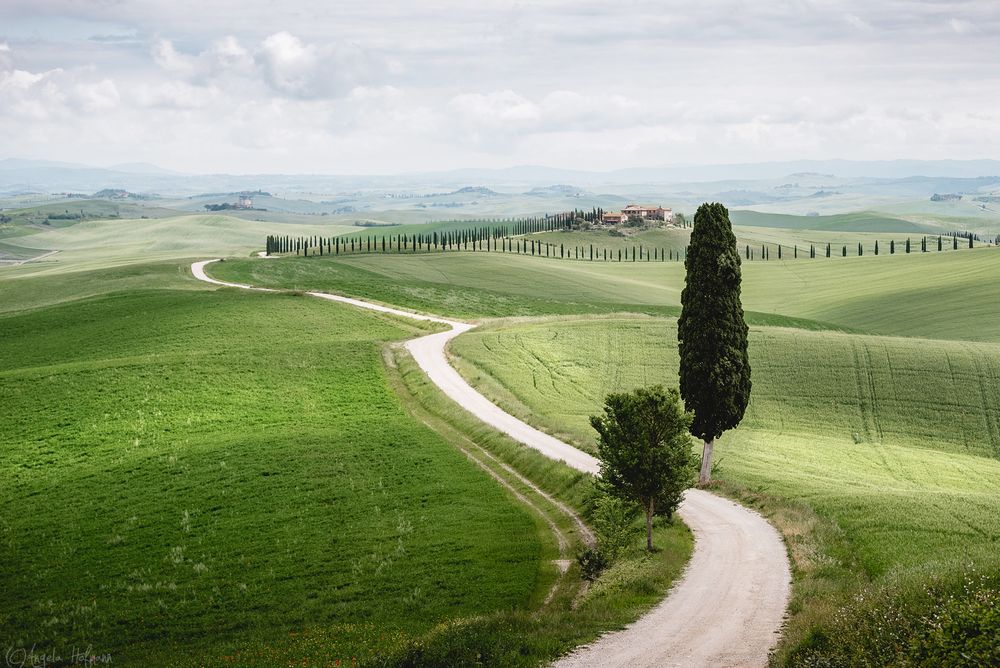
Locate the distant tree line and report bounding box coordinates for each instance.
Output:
[265,230,688,263]
[264,214,992,262]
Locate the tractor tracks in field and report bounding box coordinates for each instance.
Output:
[191,258,791,668]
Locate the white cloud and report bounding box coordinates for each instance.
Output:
[152,39,199,77]
[948,18,975,35]
[258,31,318,96]
[72,78,119,112]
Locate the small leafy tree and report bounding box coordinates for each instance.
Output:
[590,386,697,551]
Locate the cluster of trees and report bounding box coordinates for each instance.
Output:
[567,207,606,224]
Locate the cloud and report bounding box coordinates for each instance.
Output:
[948,18,975,35]
[0,42,13,71]
[149,32,378,100]
[152,39,199,76]
[257,31,377,99]
[72,78,119,112]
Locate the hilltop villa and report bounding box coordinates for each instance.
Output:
[602,204,672,224]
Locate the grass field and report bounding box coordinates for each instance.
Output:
[729,209,935,233]
[211,247,1000,340]
[448,315,1000,659]
[0,214,355,278]
[0,281,548,665]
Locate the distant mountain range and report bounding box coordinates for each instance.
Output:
[1,157,999,198]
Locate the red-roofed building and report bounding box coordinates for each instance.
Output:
[621,204,671,221]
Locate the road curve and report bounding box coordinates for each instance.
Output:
[191,259,791,667]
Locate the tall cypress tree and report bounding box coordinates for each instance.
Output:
[678,203,751,485]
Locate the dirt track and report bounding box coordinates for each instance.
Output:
[191,259,791,667]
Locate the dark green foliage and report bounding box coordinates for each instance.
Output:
[677,203,752,446]
[591,494,639,565]
[576,548,608,581]
[590,386,697,551]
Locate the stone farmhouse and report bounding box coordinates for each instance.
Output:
[602,204,673,225]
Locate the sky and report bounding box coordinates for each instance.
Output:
[0,0,998,174]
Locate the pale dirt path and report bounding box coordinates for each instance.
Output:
[191,259,791,667]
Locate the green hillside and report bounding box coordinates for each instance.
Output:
[0,282,542,665]
[0,214,355,277]
[730,209,934,232]
[212,247,1000,340]
[449,315,1000,656]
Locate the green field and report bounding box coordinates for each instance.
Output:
[448,315,1000,660]
[0,276,547,664]
[211,247,1000,340]
[729,209,934,232]
[0,213,355,277]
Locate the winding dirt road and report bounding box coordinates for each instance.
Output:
[191,259,791,667]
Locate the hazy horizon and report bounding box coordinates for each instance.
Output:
[2,1,998,174]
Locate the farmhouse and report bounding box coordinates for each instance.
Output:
[622,204,671,221]
[601,204,673,225]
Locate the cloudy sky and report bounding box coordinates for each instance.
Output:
[1,0,997,174]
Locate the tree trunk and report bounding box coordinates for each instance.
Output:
[699,437,714,485]
[646,500,655,552]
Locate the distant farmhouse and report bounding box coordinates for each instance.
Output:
[237,193,254,209]
[602,204,673,225]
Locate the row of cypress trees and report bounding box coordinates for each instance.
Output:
[265,215,987,261]
[739,233,978,261]
[265,232,689,262]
